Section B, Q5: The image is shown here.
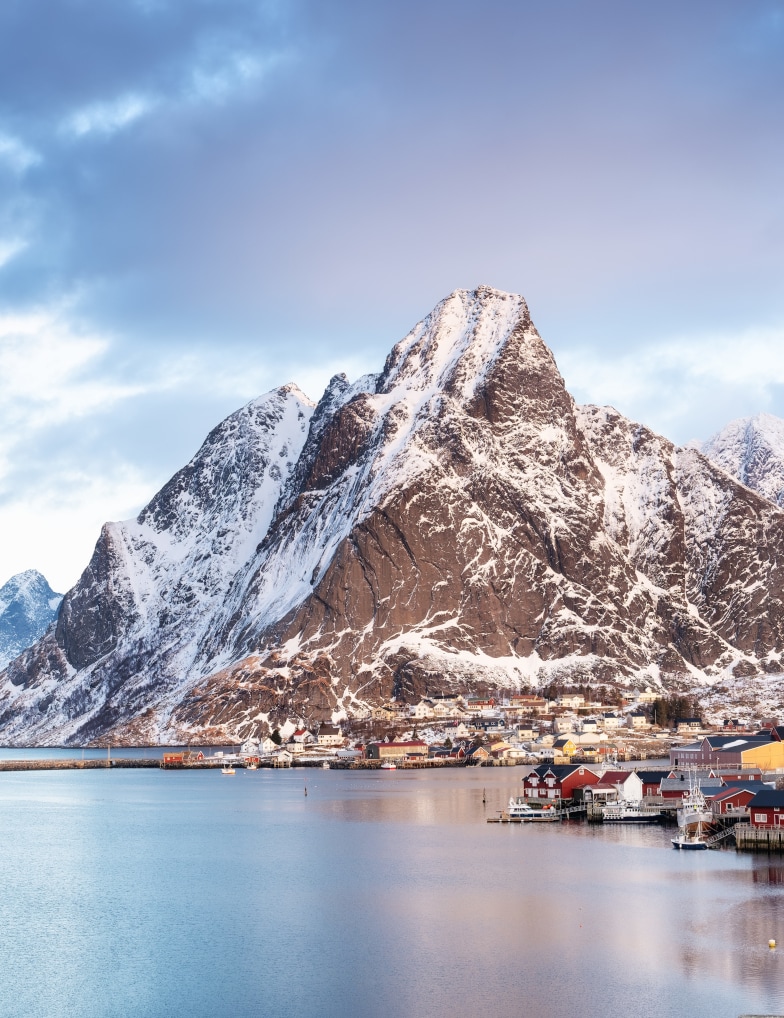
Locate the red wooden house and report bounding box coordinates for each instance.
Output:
[708,786,758,817]
[748,790,784,828]
[522,764,601,801]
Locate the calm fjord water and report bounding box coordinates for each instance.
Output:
[0,767,782,1018]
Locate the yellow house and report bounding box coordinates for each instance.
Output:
[552,736,577,757]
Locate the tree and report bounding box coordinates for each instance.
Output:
[270,728,282,745]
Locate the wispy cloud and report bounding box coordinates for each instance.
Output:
[0,133,40,173]
[559,325,784,443]
[62,47,290,140]
[64,93,154,138]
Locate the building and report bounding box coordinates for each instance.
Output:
[675,717,703,734]
[509,694,548,713]
[708,785,766,817]
[317,725,344,747]
[522,764,601,801]
[366,741,429,761]
[669,732,784,770]
[638,687,659,704]
[412,699,436,720]
[557,694,585,709]
[552,736,577,757]
[465,698,497,715]
[748,790,784,828]
[635,770,668,796]
[627,711,649,729]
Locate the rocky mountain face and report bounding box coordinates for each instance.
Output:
[0,571,62,669]
[701,413,784,508]
[3,286,784,745]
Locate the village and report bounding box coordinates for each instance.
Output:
[160,687,784,852]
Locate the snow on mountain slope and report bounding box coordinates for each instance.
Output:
[3,287,784,745]
[0,384,314,744]
[701,413,784,507]
[0,570,62,669]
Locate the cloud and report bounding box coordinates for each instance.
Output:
[558,325,784,444]
[0,133,40,174]
[64,93,155,138]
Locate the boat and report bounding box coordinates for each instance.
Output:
[246,763,257,771]
[221,765,236,775]
[602,800,662,823]
[672,773,713,848]
[671,831,709,850]
[505,797,560,821]
[380,761,397,770]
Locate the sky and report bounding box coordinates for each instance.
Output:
[1,0,783,592]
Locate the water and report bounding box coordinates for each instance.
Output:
[0,766,782,1018]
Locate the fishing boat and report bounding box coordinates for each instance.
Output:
[672,773,712,848]
[671,830,709,850]
[505,797,560,821]
[221,765,236,775]
[380,761,397,770]
[677,783,713,828]
[602,800,662,823]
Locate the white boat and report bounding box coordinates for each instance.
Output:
[672,831,709,850]
[380,761,397,770]
[221,766,235,775]
[505,797,560,821]
[602,800,662,823]
[672,773,713,848]
[677,787,713,828]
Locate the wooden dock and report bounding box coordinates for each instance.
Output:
[733,823,784,852]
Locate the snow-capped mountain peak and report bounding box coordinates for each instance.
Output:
[0,570,62,669]
[702,412,784,507]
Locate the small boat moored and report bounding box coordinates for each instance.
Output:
[504,797,561,821]
[671,832,709,850]
[380,761,397,770]
[602,800,663,823]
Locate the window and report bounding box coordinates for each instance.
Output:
[754,813,768,823]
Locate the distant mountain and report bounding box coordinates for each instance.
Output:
[0,571,62,669]
[701,413,784,507]
[4,287,784,746]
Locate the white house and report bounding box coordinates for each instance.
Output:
[627,712,649,729]
[557,694,585,709]
[317,725,344,747]
[260,736,278,755]
[412,699,436,720]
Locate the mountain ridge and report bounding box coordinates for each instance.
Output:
[0,570,62,670]
[2,287,784,745]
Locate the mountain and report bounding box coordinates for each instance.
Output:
[0,570,62,669]
[2,286,784,746]
[701,413,784,508]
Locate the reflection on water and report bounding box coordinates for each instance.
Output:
[0,766,782,1018]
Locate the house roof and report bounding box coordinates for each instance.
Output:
[702,734,771,750]
[600,770,639,784]
[709,786,759,802]
[635,770,669,784]
[749,790,784,808]
[527,763,597,780]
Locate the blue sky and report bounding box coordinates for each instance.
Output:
[1,0,783,590]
